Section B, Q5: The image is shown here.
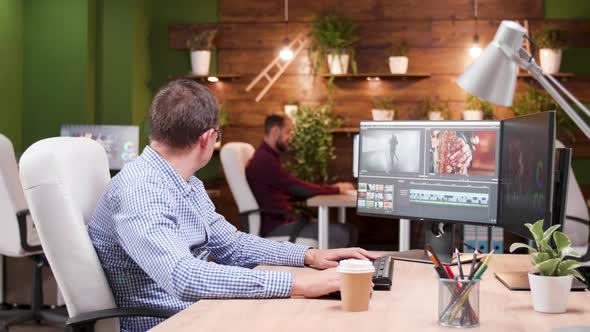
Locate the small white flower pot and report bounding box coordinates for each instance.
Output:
[190,50,211,75]
[284,104,298,122]
[528,273,572,313]
[327,53,349,75]
[428,111,443,121]
[539,49,562,74]
[371,109,395,121]
[462,110,483,120]
[389,56,409,74]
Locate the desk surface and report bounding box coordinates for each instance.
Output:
[307,193,357,207]
[150,255,590,332]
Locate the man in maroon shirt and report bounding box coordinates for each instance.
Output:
[246,114,357,248]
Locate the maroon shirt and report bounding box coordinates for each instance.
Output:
[245,142,339,236]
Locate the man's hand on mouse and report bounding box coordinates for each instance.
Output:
[304,248,378,269]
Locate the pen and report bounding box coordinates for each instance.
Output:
[455,248,464,280]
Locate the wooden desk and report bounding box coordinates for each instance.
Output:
[306,194,356,249]
[150,255,590,332]
[306,194,411,251]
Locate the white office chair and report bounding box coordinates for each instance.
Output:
[19,137,174,332]
[556,141,590,261]
[220,142,318,247]
[0,134,65,331]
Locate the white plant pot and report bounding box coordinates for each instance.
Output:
[388,56,409,74]
[327,53,350,75]
[528,273,572,313]
[371,109,395,121]
[284,104,298,122]
[190,50,211,75]
[539,49,562,74]
[428,111,443,121]
[462,110,483,120]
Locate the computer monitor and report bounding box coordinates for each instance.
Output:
[353,134,359,178]
[356,121,501,226]
[497,111,556,239]
[60,124,139,170]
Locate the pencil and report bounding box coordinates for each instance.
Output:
[468,249,479,280]
[426,249,449,279]
[455,248,464,280]
[444,264,456,279]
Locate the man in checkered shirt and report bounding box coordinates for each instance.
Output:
[88,79,375,332]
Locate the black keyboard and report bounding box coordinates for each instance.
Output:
[372,255,394,290]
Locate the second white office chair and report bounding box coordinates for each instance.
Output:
[220,142,318,247]
[19,137,175,332]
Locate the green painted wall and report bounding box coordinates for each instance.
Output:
[149,0,218,93]
[545,0,590,19]
[22,0,96,148]
[0,0,23,153]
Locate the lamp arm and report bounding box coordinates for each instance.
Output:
[545,74,590,119]
[520,56,590,140]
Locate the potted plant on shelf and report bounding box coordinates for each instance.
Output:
[288,104,342,183]
[372,97,396,121]
[420,98,448,120]
[510,220,585,313]
[186,29,217,75]
[388,41,409,74]
[464,94,494,120]
[308,14,358,75]
[284,99,298,122]
[534,27,565,74]
[513,87,577,142]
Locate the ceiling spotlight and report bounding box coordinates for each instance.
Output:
[207,76,219,83]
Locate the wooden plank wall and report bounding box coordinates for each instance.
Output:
[169,0,590,246]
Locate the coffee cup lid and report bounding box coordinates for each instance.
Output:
[337,259,375,273]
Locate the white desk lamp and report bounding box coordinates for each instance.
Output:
[457,20,590,140]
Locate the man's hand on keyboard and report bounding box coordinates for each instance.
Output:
[304,248,378,269]
[291,268,340,298]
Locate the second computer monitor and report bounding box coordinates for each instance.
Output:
[356,121,501,225]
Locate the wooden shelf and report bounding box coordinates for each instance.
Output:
[321,73,431,81]
[332,127,360,133]
[171,74,241,82]
[517,72,574,79]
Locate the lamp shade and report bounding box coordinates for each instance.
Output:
[457,21,528,107]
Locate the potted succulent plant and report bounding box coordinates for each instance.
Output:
[464,94,494,120]
[308,14,358,75]
[534,27,565,74]
[388,41,409,74]
[372,97,396,121]
[421,98,448,121]
[284,99,298,122]
[510,220,585,314]
[187,29,217,75]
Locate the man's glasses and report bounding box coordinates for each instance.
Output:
[213,128,223,143]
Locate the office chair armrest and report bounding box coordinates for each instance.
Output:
[65,307,177,331]
[566,215,590,226]
[565,215,590,262]
[16,209,42,252]
[239,208,309,242]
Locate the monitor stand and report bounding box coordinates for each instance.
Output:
[390,222,479,266]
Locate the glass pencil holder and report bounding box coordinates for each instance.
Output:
[438,278,480,328]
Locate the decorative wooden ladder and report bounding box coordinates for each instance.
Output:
[245,33,308,102]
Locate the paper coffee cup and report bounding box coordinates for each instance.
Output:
[337,259,375,312]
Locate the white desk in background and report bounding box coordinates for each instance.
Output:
[306,193,411,250]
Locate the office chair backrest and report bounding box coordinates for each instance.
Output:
[0,134,40,256]
[19,137,117,332]
[556,140,589,247]
[220,142,261,235]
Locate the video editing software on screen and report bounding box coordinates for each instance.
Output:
[357,121,500,225]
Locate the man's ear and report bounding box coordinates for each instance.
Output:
[199,129,214,148]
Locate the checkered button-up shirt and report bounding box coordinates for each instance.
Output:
[88,146,308,332]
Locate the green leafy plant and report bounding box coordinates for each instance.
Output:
[219,103,230,129]
[534,27,565,50]
[389,41,409,57]
[288,104,342,183]
[513,88,577,141]
[510,220,585,280]
[420,97,449,120]
[186,30,217,51]
[373,97,396,110]
[466,94,494,120]
[308,14,359,75]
